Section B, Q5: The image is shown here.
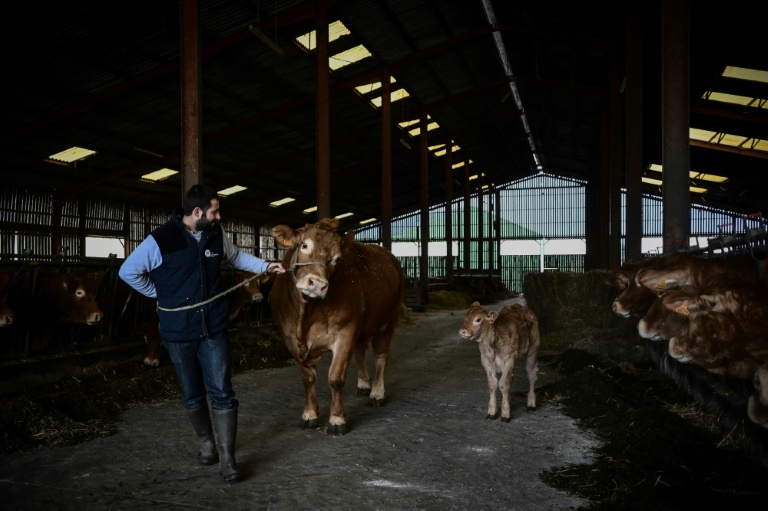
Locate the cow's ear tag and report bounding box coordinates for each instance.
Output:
[674,300,689,316]
[282,240,293,247]
[656,278,668,290]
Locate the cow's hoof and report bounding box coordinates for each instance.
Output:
[325,423,347,436]
[486,413,499,420]
[300,418,320,430]
[368,397,385,407]
[357,387,372,397]
[501,416,511,423]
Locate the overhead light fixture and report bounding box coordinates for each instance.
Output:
[270,197,295,207]
[454,160,473,170]
[49,146,96,163]
[141,168,179,182]
[335,212,353,219]
[359,218,377,225]
[218,185,247,197]
[303,206,317,214]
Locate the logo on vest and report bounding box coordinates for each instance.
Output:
[204,249,220,258]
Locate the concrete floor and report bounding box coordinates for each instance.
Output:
[0,298,597,511]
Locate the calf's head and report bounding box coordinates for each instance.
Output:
[458,302,496,341]
[272,218,347,300]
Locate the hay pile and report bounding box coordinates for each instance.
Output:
[0,321,291,455]
[523,270,643,359]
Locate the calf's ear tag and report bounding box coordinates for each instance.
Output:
[656,278,668,290]
[674,300,689,316]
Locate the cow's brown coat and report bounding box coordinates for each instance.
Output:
[270,218,405,435]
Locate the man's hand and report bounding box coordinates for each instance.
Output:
[267,262,286,274]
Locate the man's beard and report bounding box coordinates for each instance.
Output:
[195,215,217,231]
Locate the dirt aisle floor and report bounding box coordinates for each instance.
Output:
[0,297,600,511]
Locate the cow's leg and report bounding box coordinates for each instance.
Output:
[368,330,395,406]
[326,339,355,435]
[525,350,539,410]
[480,356,499,420]
[355,339,372,397]
[498,358,516,422]
[368,349,389,406]
[298,363,320,430]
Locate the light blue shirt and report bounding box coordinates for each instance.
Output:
[118,229,271,299]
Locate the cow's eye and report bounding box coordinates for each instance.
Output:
[301,243,309,250]
[75,289,85,298]
[474,317,481,324]
[330,256,340,266]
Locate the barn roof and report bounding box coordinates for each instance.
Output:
[2,0,767,232]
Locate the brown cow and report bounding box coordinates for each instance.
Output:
[458,301,540,422]
[141,270,271,367]
[637,287,693,342]
[0,267,16,327]
[635,252,766,294]
[270,218,405,435]
[646,286,768,381]
[28,269,104,351]
[608,252,696,319]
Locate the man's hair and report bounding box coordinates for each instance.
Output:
[182,184,219,215]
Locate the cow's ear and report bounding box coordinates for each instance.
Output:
[471,301,480,307]
[341,230,354,248]
[272,225,297,247]
[317,217,339,232]
[487,310,498,324]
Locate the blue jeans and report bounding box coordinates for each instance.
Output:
[164,331,238,411]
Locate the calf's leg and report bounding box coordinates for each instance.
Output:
[480,356,499,420]
[498,359,516,422]
[525,351,539,410]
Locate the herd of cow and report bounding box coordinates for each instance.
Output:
[0,263,270,362]
[607,251,768,430]
[3,221,768,442]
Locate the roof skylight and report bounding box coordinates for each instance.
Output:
[141,168,178,182]
[49,146,96,163]
[218,185,247,197]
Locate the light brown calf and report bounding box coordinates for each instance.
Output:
[459,302,540,422]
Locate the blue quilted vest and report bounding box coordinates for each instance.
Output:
[150,211,228,341]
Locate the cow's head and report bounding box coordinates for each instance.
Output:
[272,218,349,300]
[610,268,656,319]
[458,301,495,341]
[637,287,698,341]
[44,271,104,325]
